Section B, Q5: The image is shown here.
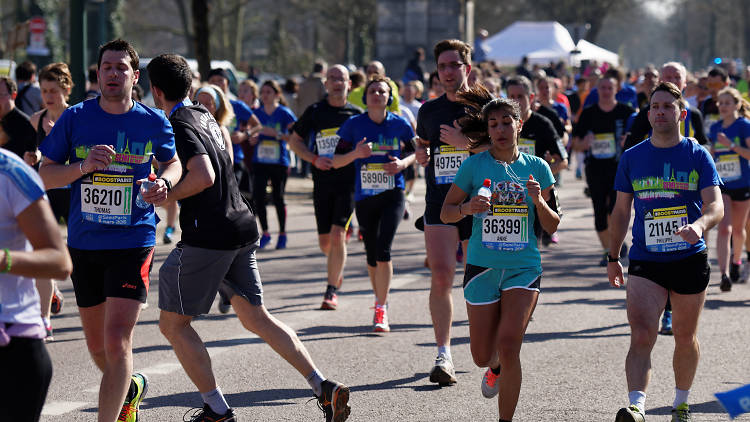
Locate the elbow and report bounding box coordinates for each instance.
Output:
[201,170,216,190]
[55,252,73,280]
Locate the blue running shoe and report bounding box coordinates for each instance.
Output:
[659,310,673,335]
[259,233,271,249]
[276,233,287,250]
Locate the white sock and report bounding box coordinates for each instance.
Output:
[42,317,51,328]
[628,390,646,412]
[201,387,229,414]
[437,345,451,360]
[673,388,689,409]
[306,369,325,397]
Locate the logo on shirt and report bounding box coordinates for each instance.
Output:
[632,163,699,193]
[75,131,153,172]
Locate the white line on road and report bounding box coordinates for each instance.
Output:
[41,401,89,416]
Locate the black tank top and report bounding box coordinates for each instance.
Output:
[35,108,48,147]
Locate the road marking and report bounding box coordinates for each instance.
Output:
[41,401,89,416]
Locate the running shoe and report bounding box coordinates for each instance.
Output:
[183,404,237,422]
[50,284,64,315]
[549,232,559,244]
[276,233,287,250]
[615,405,645,422]
[373,304,389,332]
[163,226,175,244]
[481,367,500,398]
[345,224,354,243]
[659,310,673,335]
[671,403,691,421]
[259,233,271,249]
[599,252,609,267]
[320,292,338,310]
[44,323,54,342]
[720,274,732,292]
[357,229,363,242]
[429,353,457,386]
[740,262,750,284]
[730,262,741,283]
[119,373,148,422]
[575,168,582,180]
[584,187,590,197]
[316,379,351,422]
[218,296,231,314]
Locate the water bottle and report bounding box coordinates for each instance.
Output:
[135,173,157,209]
[476,178,492,218]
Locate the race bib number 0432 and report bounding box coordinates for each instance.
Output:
[644,206,690,252]
[481,204,529,251]
[80,173,133,225]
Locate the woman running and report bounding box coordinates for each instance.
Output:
[194,83,235,163]
[441,94,559,421]
[334,75,416,332]
[710,87,750,291]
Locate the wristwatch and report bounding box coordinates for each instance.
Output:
[159,177,173,192]
[606,253,620,263]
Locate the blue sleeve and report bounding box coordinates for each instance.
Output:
[614,152,633,193]
[584,88,598,108]
[625,112,638,132]
[153,116,177,163]
[39,108,73,163]
[337,117,355,142]
[698,146,721,190]
[234,101,253,123]
[742,119,750,147]
[536,158,555,190]
[454,155,475,194]
[708,121,719,143]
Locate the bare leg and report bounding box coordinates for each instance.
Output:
[36,278,54,321]
[730,200,750,264]
[717,194,733,276]
[425,225,459,349]
[625,276,667,392]
[327,225,347,289]
[670,290,706,390]
[159,311,217,392]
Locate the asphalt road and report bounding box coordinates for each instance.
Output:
[40,169,750,421]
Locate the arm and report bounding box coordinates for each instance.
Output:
[676,185,723,243]
[527,176,560,234]
[288,130,331,170]
[140,155,182,206]
[39,144,117,189]
[332,138,370,169]
[439,120,471,149]
[8,198,73,279]
[607,191,633,287]
[222,126,233,164]
[440,183,473,223]
[166,154,215,202]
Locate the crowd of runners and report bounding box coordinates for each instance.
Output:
[1,32,750,422]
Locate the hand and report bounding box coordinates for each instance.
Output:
[440,120,466,146]
[81,144,116,173]
[676,223,703,245]
[42,118,55,135]
[582,132,595,149]
[23,150,41,166]
[717,132,733,148]
[137,177,169,206]
[526,175,542,205]
[354,137,372,159]
[313,155,333,170]
[260,126,278,138]
[608,260,625,288]
[462,194,491,215]
[248,133,259,146]
[415,142,430,167]
[230,130,244,144]
[383,154,403,175]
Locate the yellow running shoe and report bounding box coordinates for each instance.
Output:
[119,373,148,422]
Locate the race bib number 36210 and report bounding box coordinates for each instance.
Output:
[644,206,690,252]
[80,173,133,225]
[481,205,529,251]
[434,145,469,184]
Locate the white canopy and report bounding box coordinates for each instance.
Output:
[572,39,620,66]
[483,21,576,66]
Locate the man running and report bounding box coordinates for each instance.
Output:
[288,64,362,310]
[609,82,723,422]
[39,39,182,422]
[414,39,473,386]
[148,54,350,422]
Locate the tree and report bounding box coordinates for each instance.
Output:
[192,0,209,79]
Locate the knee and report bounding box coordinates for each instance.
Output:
[318,236,330,254]
[718,221,732,237]
[329,227,346,246]
[673,331,698,349]
[158,316,186,341]
[496,335,522,363]
[239,304,269,333]
[431,267,455,292]
[471,348,494,368]
[102,329,132,361]
[629,322,656,350]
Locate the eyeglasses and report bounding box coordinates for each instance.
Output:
[437,61,465,72]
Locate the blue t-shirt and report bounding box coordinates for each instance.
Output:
[614,138,721,262]
[709,117,750,189]
[337,112,416,202]
[552,102,569,122]
[40,98,176,250]
[251,104,296,167]
[454,151,555,270]
[230,99,254,161]
[584,84,639,110]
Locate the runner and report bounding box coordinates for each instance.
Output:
[0,76,38,166]
[147,53,350,422]
[441,95,559,422]
[193,83,235,162]
[709,87,750,292]
[609,82,723,422]
[0,148,72,422]
[38,39,182,422]
[699,67,730,133]
[347,61,400,113]
[333,75,416,332]
[414,38,473,385]
[249,80,297,249]
[572,74,635,266]
[287,64,362,310]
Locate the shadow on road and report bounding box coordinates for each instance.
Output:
[647,399,726,416]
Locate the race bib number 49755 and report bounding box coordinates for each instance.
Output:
[644,206,690,252]
[80,173,133,225]
[434,145,469,184]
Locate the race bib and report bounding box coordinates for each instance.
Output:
[434,145,469,184]
[518,138,536,156]
[716,154,741,182]
[591,133,616,159]
[360,163,394,195]
[644,206,690,252]
[257,140,281,163]
[315,128,340,158]
[481,204,529,251]
[80,173,133,225]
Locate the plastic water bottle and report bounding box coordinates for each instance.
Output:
[476,178,492,218]
[135,173,157,209]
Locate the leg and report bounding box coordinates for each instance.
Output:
[425,225,459,348]
[625,275,667,392]
[0,338,53,422]
[496,289,539,420]
[716,194,733,276]
[36,277,54,321]
[466,301,501,367]
[79,303,108,371]
[253,166,271,233]
[730,199,750,264]
[318,233,331,256]
[327,225,347,289]
[159,311,218,392]
[270,166,288,234]
[371,191,404,306]
[670,290,706,390]
[373,261,393,306]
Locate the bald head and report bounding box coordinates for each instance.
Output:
[325,64,351,105]
[661,62,687,91]
[366,61,385,77]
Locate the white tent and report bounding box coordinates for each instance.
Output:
[483,21,576,66]
[572,39,620,66]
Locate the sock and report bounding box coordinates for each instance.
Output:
[306,369,325,397]
[326,285,337,294]
[499,419,512,422]
[42,317,51,328]
[628,390,646,412]
[201,387,229,415]
[673,388,689,409]
[491,365,501,375]
[437,345,451,360]
[734,260,742,266]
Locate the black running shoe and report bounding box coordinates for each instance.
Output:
[720,274,733,292]
[316,379,350,422]
[730,262,740,283]
[616,405,645,422]
[183,404,237,422]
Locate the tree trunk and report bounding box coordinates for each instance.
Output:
[192,0,210,80]
[174,0,194,57]
[233,0,244,65]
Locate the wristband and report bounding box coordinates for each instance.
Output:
[79,161,85,175]
[159,177,172,192]
[1,248,10,273]
[458,203,464,216]
[606,253,620,263]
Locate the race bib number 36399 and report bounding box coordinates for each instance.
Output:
[481,205,529,251]
[80,173,133,225]
[434,145,469,184]
[644,206,690,252]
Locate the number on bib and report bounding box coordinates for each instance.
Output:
[644,206,690,252]
[360,163,394,195]
[80,173,133,225]
[434,145,469,184]
[481,205,528,251]
[257,140,281,163]
[591,133,616,159]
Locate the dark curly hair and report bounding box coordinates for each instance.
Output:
[456,84,520,149]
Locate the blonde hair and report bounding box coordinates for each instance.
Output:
[717,87,750,119]
[194,83,235,127]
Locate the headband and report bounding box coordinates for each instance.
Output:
[195,86,222,112]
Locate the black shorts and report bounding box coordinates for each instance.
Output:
[423,201,472,241]
[404,163,416,182]
[628,250,710,295]
[313,182,355,234]
[720,186,750,202]
[46,187,70,223]
[68,246,155,307]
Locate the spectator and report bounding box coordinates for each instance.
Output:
[14,61,43,115]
